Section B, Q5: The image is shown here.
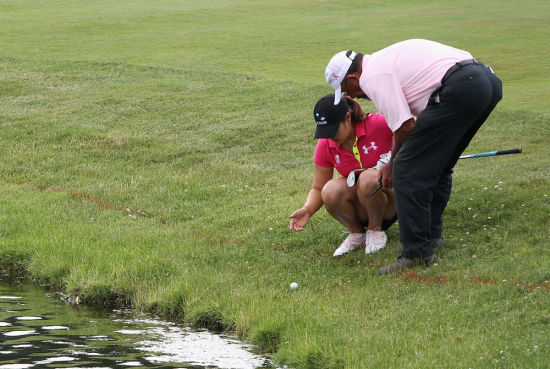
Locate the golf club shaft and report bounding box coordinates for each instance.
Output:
[369,178,383,197]
[459,148,522,159]
[366,148,521,196]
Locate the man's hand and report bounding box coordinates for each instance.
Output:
[380,161,393,189]
[380,117,415,189]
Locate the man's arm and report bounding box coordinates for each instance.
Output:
[390,118,416,160]
[380,118,416,188]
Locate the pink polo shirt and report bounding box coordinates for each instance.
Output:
[360,39,473,132]
[314,113,393,177]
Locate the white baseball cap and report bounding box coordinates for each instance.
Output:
[325,50,357,105]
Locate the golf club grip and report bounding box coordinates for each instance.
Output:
[495,148,522,155]
[459,148,522,159]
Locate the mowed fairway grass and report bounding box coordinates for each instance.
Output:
[1,0,549,368]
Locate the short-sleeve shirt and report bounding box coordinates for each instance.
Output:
[314,113,393,177]
[359,39,473,132]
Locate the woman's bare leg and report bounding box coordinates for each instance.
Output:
[321,177,364,233]
[356,170,392,230]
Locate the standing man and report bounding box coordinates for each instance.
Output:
[325,39,502,274]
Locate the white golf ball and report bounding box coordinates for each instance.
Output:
[290,282,298,290]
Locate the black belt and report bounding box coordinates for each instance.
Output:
[441,59,479,83]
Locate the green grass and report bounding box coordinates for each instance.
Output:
[1,1,550,368]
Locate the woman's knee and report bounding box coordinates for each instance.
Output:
[356,170,379,194]
[321,179,348,205]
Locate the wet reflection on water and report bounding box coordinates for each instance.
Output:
[0,281,276,368]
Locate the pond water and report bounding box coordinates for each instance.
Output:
[0,281,277,369]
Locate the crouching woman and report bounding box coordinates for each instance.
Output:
[289,94,397,257]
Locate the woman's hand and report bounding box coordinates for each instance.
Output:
[290,165,331,231]
[289,207,311,231]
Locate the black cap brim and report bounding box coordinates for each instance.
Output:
[314,122,340,139]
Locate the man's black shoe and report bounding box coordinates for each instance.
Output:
[379,254,440,275]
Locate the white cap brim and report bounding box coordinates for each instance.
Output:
[334,86,342,105]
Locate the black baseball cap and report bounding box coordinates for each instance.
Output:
[313,94,349,139]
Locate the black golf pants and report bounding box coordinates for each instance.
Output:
[393,63,502,259]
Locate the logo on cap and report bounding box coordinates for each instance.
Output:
[325,51,356,104]
[315,113,327,126]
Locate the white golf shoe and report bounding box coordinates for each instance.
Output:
[333,233,365,257]
[365,229,388,254]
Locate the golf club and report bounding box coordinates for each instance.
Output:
[459,148,522,159]
[369,178,383,197]
[348,148,522,197]
[346,168,367,188]
[346,169,383,197]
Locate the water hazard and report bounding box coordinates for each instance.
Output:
[0,281,276,368]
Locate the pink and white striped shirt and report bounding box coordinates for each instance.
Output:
[360,39,472,132]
